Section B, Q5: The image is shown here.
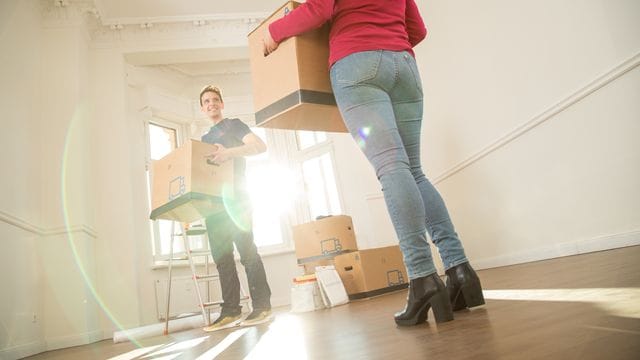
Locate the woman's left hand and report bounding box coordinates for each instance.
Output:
[262,28,279,56]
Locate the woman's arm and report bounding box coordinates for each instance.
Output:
[406,0,427,46]
[263,0,334,55]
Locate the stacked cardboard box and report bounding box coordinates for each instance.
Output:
[247,1,347,133]
[334,246,409,300]
[149,139,235,223]
[291,215,358,268]
[291,215,409,299]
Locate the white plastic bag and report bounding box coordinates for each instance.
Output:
[315,265,349,307]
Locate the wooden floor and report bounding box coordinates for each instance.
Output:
[24,246,640,360]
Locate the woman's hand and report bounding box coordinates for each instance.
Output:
[262,28,279,56]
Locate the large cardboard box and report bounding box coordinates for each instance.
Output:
[291,215,358,263]
[149,140,234,223]
[247,1,347,133]
[334,246,409,299]
[300,258,334,275]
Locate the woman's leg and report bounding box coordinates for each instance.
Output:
[391,53,468,270]
[331,51,454,325]
[330,50,435,280]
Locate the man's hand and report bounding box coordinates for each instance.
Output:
[206,143,231,164]
[262,28,279,56]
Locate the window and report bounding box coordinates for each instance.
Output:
[296,130,327,150]
[245,127,296,250]
[301,152,341,219]
[246,128,343,250]
[294,130,342,221]
[148,123,177,159]
[146,120,343,261]
[146,121,207,261]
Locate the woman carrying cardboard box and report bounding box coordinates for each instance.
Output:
[263,0,485,326]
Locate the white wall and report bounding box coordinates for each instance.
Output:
[1,0,639,359]
[1,0,103,358]
[333,0,640,269]
[39,10,102,350]
[414,0,640,267]
[90,48,146,335]
[0,0,45,358]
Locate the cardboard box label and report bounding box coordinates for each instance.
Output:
[150,140,234,222]
[334,246,409,299]
[291,215,358,263]
[169,176,187,200]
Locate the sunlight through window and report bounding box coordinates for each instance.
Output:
[302,153,341,219]
[244,315,308,359]
[246,163,299,247]
[143,336,209,358]
[483,288,640,318]
[194,328,251,360]
[107,344,163,360]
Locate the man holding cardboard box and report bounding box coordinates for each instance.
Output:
[198,85,273,331]
[263,1,484,327]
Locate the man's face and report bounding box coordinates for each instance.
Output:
[200,91,224,119]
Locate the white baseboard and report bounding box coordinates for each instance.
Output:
[0,340,47,360]
[1,330,107,359]
[271,294,292,308]
[45,329,105,352]
[473,230,640,270]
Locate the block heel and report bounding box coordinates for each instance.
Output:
[459,280,485,309]
[446,262,485,311]
[394,273,454,326]
[429,289,454,323]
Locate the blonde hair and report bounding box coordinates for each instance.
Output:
[199,85,223,106]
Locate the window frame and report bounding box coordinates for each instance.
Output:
[144,116,345,263]
[144,117,198,264]
[290,131,345,225]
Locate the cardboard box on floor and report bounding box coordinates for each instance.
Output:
[247,1,346,133]
[149,139,234,223]
[300,258,335,275]
[334,245,409,299]
[292,215,358,263]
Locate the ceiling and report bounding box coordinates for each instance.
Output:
[123,47,250,67]
[93,0,284,23]
[92,1,284,74]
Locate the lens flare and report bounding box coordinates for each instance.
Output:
[61,106,145,347]
[355,126,371,150]
[221,182,252,232]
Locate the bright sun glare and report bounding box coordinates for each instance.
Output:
[110,287,639,359]
[109,315,308,360]
[483,287,640,319]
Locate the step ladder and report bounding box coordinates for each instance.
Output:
[163,221,250,335]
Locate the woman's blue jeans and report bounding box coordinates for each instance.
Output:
[330,50,468,279]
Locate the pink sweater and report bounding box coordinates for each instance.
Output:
[269,0,427,66]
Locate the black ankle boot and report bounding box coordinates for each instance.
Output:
[445,262,485,311]
[394,273,454,326]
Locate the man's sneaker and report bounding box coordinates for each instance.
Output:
[240,309,274,326]
[203,313,242,332]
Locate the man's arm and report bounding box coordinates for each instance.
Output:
[207,132,267,163]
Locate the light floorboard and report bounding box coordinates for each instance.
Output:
[24,246,640,359]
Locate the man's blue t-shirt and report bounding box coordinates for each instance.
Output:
[201,118,251,188]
